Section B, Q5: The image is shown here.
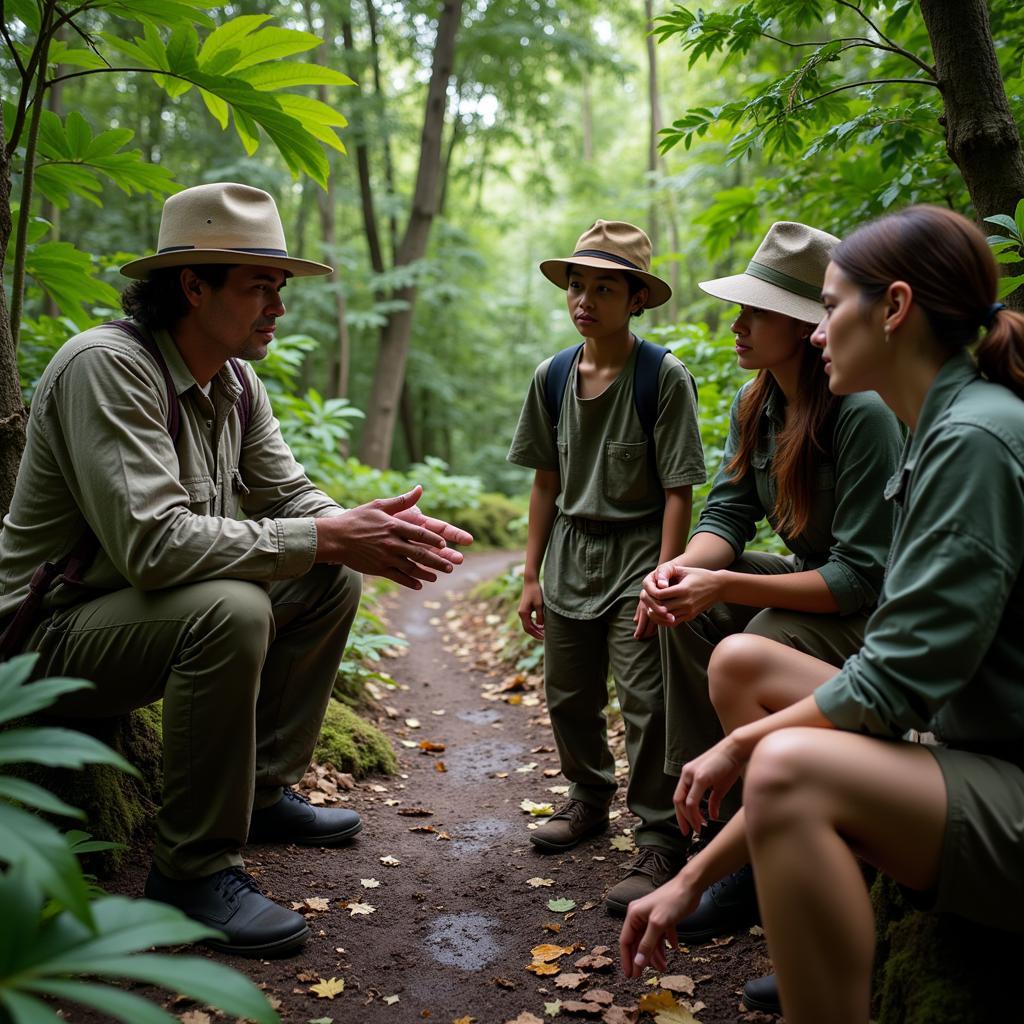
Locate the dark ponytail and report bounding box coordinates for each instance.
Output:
[833,204,1024,399]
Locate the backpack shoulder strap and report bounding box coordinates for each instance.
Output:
[104,319,180,443]
[632,337,670,444]
[544,344,583,433]
[228,358,254,437]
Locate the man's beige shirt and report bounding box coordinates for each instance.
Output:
[0,322,340,619]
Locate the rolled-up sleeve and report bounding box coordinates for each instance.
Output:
[815,393,902,614]
[692,387,763,555]
[815,426,1023,735]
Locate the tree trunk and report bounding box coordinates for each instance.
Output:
[0,104,27,522]
[360,0,463,469]
[919,0,1024,236]
[645,0,660,254]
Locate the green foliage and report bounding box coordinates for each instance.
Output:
[454,492,528,549]
[312,699,397,778]
[985,198,1024,298]
[0,655,280,1024]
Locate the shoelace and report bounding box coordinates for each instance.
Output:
[550,799,594,825]
[213,866,262,901]
[280,787,310,808]
[626,847,678,880]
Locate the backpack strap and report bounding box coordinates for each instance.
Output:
[544,343,584,437]
[632,337,670,446]
[105,319,180,443]
[228,358,253,437]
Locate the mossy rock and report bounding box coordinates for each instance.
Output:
[871,875,1024,1022]
[313,698,397,777]
[454,492,527,549]
[19,704,164,875]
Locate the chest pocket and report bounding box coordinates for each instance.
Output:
[604,441,648,503]
[181,475,216,514]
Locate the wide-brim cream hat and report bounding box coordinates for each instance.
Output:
[699,221,839,323]
[540,220,671,308]
[120,182,333,280]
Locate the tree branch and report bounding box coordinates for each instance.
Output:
[1,7,27,76]
[834,0,936,77]
[786,76,939,116]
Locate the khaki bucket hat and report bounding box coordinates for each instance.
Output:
[120,182,333,280]
[699,221,839,323]
[540,220,672,308]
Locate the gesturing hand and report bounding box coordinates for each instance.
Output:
[315,486,463,589]
[674,737,745,835]
[619,874,699,979]
[395,501,474,566]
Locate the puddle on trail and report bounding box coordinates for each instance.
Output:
[448,816,515,853]
[443,739,524,781]
[426,912,503,969]
[456,707,503,726]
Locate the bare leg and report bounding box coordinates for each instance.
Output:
[709,634,836,734]
[744,728,947,1024]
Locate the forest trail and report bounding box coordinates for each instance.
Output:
[175,551,774,1024]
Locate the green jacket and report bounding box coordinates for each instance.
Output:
[816,352,1024,756]
[695,381,902,615]
[0,323,340,619]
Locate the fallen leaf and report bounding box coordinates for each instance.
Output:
[516,762,539,773]
[405,718,421,728]
[409,824,438,834]
[547,898,576,913]
[653,1004,703,1024]
[526,961,561,976]
[384,798,401,806]
[436,831,452,841]
[548,785,570,795]
[431,709,446,716]
[749,925,765,937]
[554,973,589,990]
[452,1017,475,1024]
[543,768,562,778]
[708,935,734,947]
[435,761,447,773]
[399,739,419,748]
[347,902,376,916]
[659,975,695,996]
[309,1018,334,1024]
[561,1001,603,1016]
[492,977,516,989]
[298,896,331,912]
[591,946,611,955]
[574,954,613,970]
[526,877,555,888]
[609,835,636,852]
[361,878,381,888]
[398,807,434,817]
[520,799,555,817]
[602,1007,639,1024]
[639,992,678,1013]
[544,1001,562,1017]
[531,745,555,753]
[419,740,447,752]
[380,855,401,866]
[310,977,345,999]
[296,971,317,982]
[494,771,509,778]
[369,784,388,793]
[383,995,400,1005]
[503,1014,544,1024]
[530,943,575,962]
[543,922,562,934]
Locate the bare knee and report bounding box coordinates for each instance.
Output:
[708,634,769,714]
[744,729,825,838]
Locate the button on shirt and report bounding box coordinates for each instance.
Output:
[694,380,902,615]
[815,352,1024,756]
[0,323,341,617]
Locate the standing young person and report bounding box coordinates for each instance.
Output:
[622,204,1024,1024]
[639,222,903,938]
[508,220,706,912]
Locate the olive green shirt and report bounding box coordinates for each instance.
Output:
[0,322,340,618]
[507,343,706,618]
[815,352,1024,755]
[694,381,902,615]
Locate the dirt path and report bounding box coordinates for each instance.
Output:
[177,552,775,1024]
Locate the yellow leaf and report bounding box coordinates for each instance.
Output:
[361,878,381,888]
[347,902,376,916]
[452,1017,475,1024]
[526,877,555,888]
[639,991,679,1013]
[530,943,574,962]
[310,976,345,999]
[384,994,400,1005]
[525,961,560,976]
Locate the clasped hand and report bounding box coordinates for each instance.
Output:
[638,561,724,627]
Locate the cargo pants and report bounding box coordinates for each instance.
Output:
[27,563,361,879]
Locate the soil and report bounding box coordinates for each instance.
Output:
[93,550,780,1024]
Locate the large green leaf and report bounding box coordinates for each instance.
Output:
[0,672,92,724]
[0,989,59,1024]
[0,778,84,819]
[0,804,92,926]
[238,64,356,90]
[0,727,135,774]
[95,0,217,30]
[197,13,274,67]
[22,242,123,325]
[21,980,178,1024]
[220,26,323,72]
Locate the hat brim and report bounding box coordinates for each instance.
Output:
[539,256,671,309]
[698,273,823,325]
[120,249,333,280]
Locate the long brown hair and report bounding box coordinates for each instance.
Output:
[726,331,840,538]
[832,204,1024,398]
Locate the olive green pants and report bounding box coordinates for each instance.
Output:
[29,564,361,879]
[661,551,868,819]
[544,599,684,854]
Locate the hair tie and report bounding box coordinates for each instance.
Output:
[985,302,1006,329]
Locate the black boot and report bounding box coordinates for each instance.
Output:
[145,865,309,958]
[675,863,759,943]
[248,787,362,845]
[742,973,781,1014]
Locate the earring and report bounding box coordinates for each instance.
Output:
[883,325,892,343]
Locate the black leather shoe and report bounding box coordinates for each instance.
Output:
[742,973,781,1014]
[675,863,759,943]
[248,787,362,846]
[144,865,309,958]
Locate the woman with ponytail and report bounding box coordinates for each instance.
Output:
[621,205,1024,1024]
[626,223,902,927]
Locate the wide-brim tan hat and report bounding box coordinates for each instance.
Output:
[120,182,333,280]
[699,221,839,323]
[540,220,671,308]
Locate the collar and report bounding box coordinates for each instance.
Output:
[153,327,242,403]
[883,350,978,500]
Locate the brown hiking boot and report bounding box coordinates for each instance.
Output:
[530,799,609,853]
[605,847,686,917]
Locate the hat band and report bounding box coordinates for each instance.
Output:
[572,249,644,272]
[745,260,822,302]
[158,245,290,257]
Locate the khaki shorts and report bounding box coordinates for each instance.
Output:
[920,745,1024,933]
